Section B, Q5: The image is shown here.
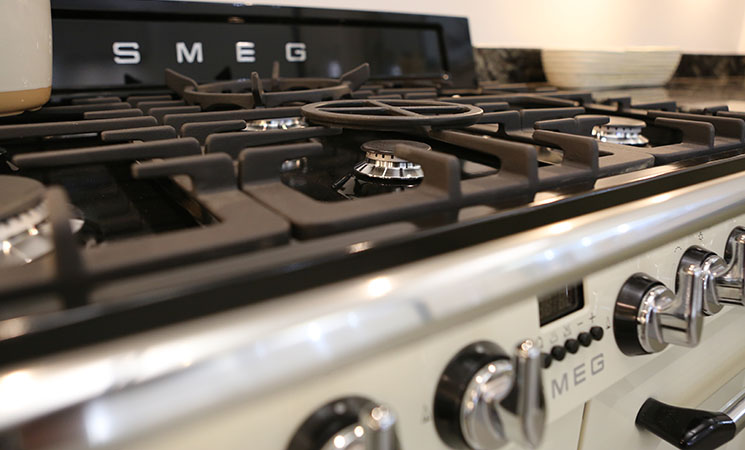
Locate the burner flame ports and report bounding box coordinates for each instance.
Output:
[592,116,649,147]
[354,140,428,182]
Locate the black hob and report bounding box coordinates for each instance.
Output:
[3,0,745,366]
[3,64,745,366]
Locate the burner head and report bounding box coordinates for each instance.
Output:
[354,140,427,181]
[1,175,44,222]
[0,176,50,267]
[0,177,85,267]
[592,116,650,146]
[243,116,307,131]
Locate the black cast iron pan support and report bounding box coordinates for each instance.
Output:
[465,105,652,180]
[533,115,656,177]
[533,114,609,136]
[240,141,463,239]
[166,63,370,110]
[427,128,538,206]
[471,107,585,140]
[435,110,601,192]
[0,188,90,309]
[48,188,88,308]
[7,141,291,285]
[441,93,579,108]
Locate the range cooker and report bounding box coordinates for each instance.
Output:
[4,1,745,450]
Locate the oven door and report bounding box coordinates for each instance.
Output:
[580,307,745,449]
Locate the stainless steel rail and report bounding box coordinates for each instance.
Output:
[725,389,745,433]
[4,170,745,447]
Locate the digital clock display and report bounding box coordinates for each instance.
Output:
[538,283,585,326]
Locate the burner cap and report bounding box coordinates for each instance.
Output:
[593,116,649,146]
[244,116,307,131]
[354,140,428,181]
[0,176,44,221]
[0,176,52,267]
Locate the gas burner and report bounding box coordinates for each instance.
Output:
[1,176,44,222]
[0,176,50,267]
[165,63,370,110]
[0,176,87,267]
[592,116,650,146]
[244,116,307,131]
[354,140,426,181]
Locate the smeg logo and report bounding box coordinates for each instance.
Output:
[550,353,604,399]
[112,41,307,65]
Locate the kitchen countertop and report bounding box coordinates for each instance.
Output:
[590,76,745,110]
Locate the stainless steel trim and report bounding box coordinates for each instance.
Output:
[460,359,513,449]
[641,262,705,349]
[716,227,745,306]
[360,404,398,450]
[700,254,727,315]
[320,425,363,450]
[636,285,674,354]
[723,389,745,433]
[499,340,545,449]
[6,170,745,447]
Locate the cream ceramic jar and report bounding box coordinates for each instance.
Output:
[0,0,52,116]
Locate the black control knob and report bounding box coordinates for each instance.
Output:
[614,270,705,356]
[287,396,399,450]
[434,340,545,449]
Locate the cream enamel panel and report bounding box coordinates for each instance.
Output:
[539,214,745,421]
[98,214,745,449]
[116,300,554,450]
[579,309,745,449]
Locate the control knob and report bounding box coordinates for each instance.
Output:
[614,264,707,356]
[677,227,745,314]
[434,339,545,449]
[614,227,745,356]
[287,397,398,450]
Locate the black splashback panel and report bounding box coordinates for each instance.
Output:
[51,0,477,89]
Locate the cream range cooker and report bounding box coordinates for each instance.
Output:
[2,2,745,450]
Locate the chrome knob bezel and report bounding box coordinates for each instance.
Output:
[615,264,706,356]
[434,340,545,449]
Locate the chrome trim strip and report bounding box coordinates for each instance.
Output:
[5,170,745,446]
[723,388,745,433]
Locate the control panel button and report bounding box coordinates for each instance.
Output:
[565,338,580,354]
[541,352,552,369]
[578,332,592,347]
[590,326,604,341]
[550,345,567,361]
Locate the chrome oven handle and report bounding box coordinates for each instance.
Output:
[636,388,745,449]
